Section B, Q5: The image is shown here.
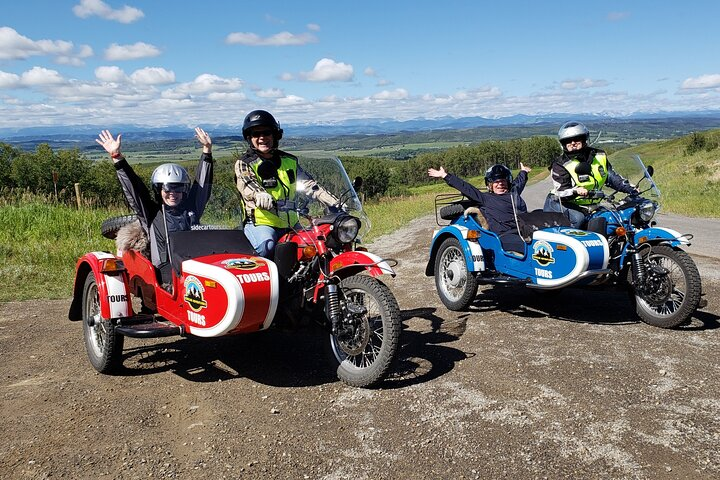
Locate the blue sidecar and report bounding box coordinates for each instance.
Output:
[426,197,612,311]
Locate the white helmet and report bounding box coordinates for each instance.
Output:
[151,163,190,194]
[558,121,590,144]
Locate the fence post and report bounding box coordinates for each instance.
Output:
[74,183,82,209]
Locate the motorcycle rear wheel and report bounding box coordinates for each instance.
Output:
[82,273,124,373]
[330,275,401,388]
[434,237,478,310]
[633,245,702,328]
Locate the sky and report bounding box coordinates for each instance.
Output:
[2,0,720,130]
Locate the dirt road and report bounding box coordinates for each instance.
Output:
[1,215,719,479]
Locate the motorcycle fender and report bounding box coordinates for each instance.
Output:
[330,251,395,277]
[69,251,131,321]
[180,257,279,337]
[427,225,485,276]
[634,226,690,247]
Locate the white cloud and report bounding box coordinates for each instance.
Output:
[560,78,610,90]
[299,58,354,82]
[681,74,720,90]
[0,71,21,88]
[73,0,144,24]
[371,89,409,100]
[276,95,306,106]
[256,88,285,98]
[130,67,175,85]
[279,72,294,81]
[0,27,92,64]
[225,31,318,46]
[105,42,161,61]
[20,67,65,86]
[307,24,320,31]
[364,67,377,77]
[162,74,243,99]
[95,66,128,83]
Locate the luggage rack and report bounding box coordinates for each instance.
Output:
[434,193,473,226]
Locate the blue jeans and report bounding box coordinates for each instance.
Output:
[243,223,283,258]
[543,195,586,228]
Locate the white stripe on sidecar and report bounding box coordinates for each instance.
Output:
[182,260,245,337]
[532,231,592,287]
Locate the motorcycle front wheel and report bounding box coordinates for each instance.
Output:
[633,245,702,328]
[434,237,478,311]
[82,273,124,373]
[330,275,401,388]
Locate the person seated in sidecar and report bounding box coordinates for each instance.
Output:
[544,121,638,228]
[428,163,532,253]
[235,110,339,258]
[96,127,214,287]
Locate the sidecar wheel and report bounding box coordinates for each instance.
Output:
[82,273,124,373]
[100,215,137,239]
[434,237,478,311]
[330,275,401,388]
[633,245,702,328]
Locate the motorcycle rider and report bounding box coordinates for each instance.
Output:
[428,162,532,253]
[96,127,214,286]
[235,110,339,257]
[544,121,637,228]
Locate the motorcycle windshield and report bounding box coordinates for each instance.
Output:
[607,152,661,202]
[294,154,371,242]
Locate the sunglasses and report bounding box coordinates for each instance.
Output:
[251,129,273,138]
[562,137,585,145]
[162,183,187,193]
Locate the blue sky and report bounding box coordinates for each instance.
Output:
[1,0,720,130]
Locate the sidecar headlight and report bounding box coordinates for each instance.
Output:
[637,200,657,222]
[334,216,361,244]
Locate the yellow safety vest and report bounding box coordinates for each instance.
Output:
[564,152,608,205]
[252,155,299,228]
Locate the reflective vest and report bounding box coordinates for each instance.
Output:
[252,155,299,228]
[564,152,608,205]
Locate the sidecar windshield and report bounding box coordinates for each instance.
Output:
[607,152,661,201]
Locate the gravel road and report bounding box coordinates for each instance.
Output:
[1,187,719,479]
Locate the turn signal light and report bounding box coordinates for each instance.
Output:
[101,258,125,273]
[467,230,480,241]
[615,227,627,236]
[301,246,317,261]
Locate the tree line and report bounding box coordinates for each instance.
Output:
[0,135,561,205]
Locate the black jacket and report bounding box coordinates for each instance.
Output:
[115,153,213,271]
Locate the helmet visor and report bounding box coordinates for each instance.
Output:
[162,183,188,193]
[560,135,586,147]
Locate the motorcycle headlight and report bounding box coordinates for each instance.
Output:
[334,216,361,244]
[637,200,657,222]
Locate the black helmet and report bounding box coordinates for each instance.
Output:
[242,110,283,142]
[485,164,512,186]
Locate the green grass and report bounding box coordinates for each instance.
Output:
[613,139,720,217]
[0,200,120,301]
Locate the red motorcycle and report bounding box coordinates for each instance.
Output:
[68,155,401,388]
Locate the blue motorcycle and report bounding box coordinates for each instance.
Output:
[426,154,702,328]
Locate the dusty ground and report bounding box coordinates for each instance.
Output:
[1,215,719,480]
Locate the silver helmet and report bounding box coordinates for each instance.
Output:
[558,121,590,144]
[151,163,190,194]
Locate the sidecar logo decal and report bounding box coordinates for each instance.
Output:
[565,230,588,236]
[532,241,555,266]
[222,258,260,270]
[184,275,207,312]
[235,272,271,284]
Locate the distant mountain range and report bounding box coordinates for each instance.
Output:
[2,110,720,144]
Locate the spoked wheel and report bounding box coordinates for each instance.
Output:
[330,275,401,388]
[82,273,124,373]
[633,245,702,328]
[434,237,478,310]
